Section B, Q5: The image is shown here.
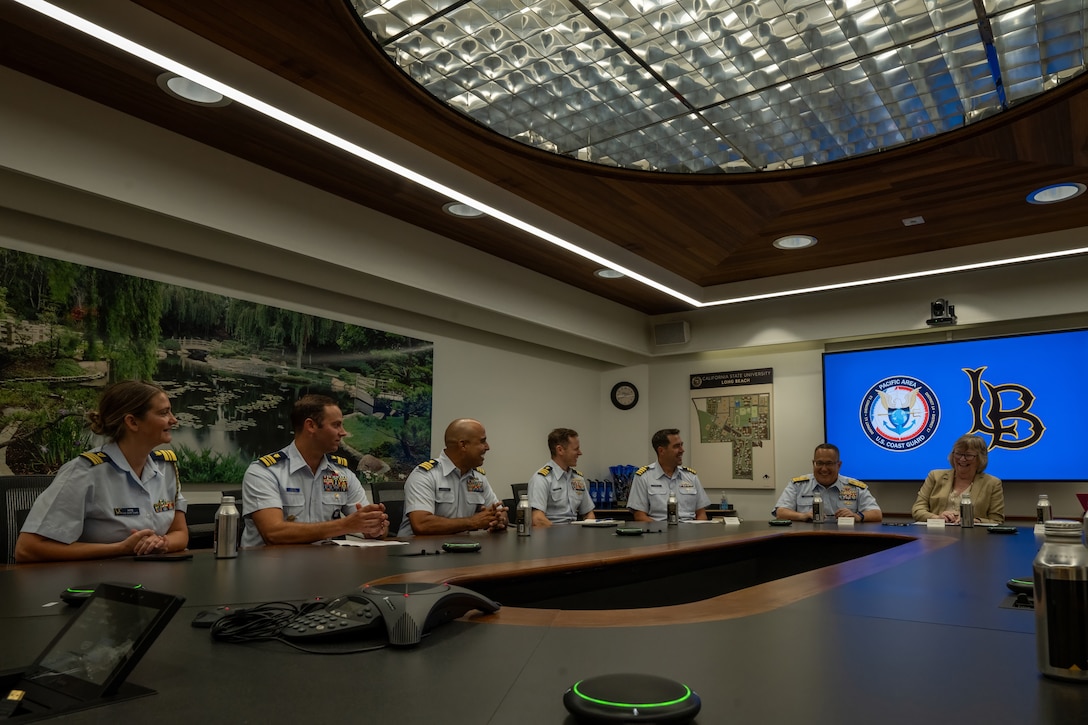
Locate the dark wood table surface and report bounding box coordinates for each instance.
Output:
[1,521,1084,724]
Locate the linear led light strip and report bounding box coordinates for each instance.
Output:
[15,0,1088,310]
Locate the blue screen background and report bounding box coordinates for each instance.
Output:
[823,329,1087,481]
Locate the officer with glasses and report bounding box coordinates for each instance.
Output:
[772,443,882,523]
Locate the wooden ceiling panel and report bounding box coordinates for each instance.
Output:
[2,0,1086,314]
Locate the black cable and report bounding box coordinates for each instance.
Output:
[209,599,389,653]
[209,601,301,643]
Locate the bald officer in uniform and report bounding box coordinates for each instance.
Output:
[628,428,710,522]
[399,418,507,536]
[527,427,595,526]
[241,394,387,546]
[772,443,882,522]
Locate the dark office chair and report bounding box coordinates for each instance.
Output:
[185,502,219,549]
[501,482,528,516]
[1,475,54,564]
[370,481,406,535]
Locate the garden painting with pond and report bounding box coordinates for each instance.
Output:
[0,248,433,484]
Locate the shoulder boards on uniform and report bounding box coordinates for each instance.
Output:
[844,477,867,489]
[152,448,182,490]
[475,466,486,475]
[635,465,650,475]
[682,465,697,475]
[417,459,438,471]
[573,468,584,477]
[792,475,809,482]
[258,451,286,467]
[328,454,348,467]
[537,465,553,476]
[79,450,111,465]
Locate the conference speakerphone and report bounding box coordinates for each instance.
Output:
[281,582,500,647]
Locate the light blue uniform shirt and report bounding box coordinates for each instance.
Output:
[627,462,710,522]
[772,474,880,519]
[241,442,368,547]
[527,462,594,524]
[21,442,186,544]
[399,451,499,536]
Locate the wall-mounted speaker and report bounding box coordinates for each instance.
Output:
[653,320,690,346]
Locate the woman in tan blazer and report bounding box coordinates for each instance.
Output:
[912,434,1004,524]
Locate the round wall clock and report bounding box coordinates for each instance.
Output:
[610,381,639,410]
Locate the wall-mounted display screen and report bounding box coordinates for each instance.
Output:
[822,329,1087,481]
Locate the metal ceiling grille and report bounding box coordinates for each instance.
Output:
[348,0,1087,172]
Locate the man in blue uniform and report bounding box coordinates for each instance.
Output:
[628,428,710,522]
[399,418,507,536]
[527,428,595,526]
[772,443,882,522]
[241,394,388,547]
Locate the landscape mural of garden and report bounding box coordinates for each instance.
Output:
[0,248,433,485]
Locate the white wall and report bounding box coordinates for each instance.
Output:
[429,336,604,499]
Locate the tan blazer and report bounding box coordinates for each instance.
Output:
[912,470,1004,524]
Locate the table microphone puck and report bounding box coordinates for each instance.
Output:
[1007,577,1033,595]
[563,673,701,723]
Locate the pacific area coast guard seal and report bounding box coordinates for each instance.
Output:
[859,375,940,451]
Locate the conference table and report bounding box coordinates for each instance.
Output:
[2,520,1086,724]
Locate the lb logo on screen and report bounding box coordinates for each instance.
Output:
[859,376,940,451]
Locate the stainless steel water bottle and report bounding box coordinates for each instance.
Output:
[959,490,974,528]
[666,490,678,525]
[1037,494,1052,524]
[811,490,823,522]
[214,495,239,558]
[1033,519,1088,681]
[516,493,531,536]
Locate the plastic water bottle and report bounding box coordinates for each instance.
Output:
[666,490,678,525]
[516,493,532,536]
[811,490,823,522]
[1037,494,1052,524]
[1033,519,1088,681]
[959,490,974,528]
[214,495,239,558]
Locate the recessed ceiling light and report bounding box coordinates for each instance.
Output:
[594,269,625,279]
[442,201,486,218]
[773,235,817,250]
[156,72,229,106]
[1027,183,1086,205]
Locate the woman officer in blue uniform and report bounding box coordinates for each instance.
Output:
[15,380,188,563]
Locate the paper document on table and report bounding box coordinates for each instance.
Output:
[570,519,618,527]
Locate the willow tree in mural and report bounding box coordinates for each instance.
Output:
[0,248,433,481]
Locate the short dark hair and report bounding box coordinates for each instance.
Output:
[651,428,680,453]
[87,380,167,442]
[291,394,339,433]
[813,443,840,460]
[547,428,578,456]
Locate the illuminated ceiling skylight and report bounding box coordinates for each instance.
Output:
[349,0,1088,173]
